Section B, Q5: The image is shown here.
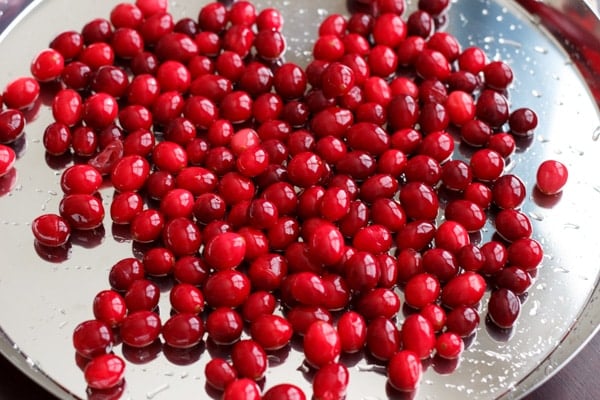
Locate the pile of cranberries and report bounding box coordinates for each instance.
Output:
[0,0,573,397]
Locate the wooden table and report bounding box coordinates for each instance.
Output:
[0,330,598,399]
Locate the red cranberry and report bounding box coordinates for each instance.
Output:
[263,384,306,400]
[204,270,251,308]
[488,288,521,328]
[124,279,160,312]
[73,320,114,358]
[59,194,104,230]
[388,350,422,392]
[206,307,243,345]
[83,354,125,390]
[401,314,436,359]
[205,358,237,391]
[304,321,341,368]
[231,339,267,380]
[536,160,568,195]
[222,379,261,400]
[120,310,162,347]
[436,332,464,359]
[366,316,400,361]
[313,362,349,400]
[3,76,40,110]
[162,313,204,349]
[32,214,71,247]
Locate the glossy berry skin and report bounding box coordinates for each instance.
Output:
[488,288,521,328]
[82,93,118,129]
[93,290,126,328]
[162,313,204,348]
[399,182,439,220]
[441,271,486,308]
[366,316,400,361]
[120,310,162,347]
[355,288,400,320]
[231,339,268,380]
[31,214,71,247]
[110,191,143,224]
[304,321,341,368]
[313,362,349,400]
[162,217,202,256]
[387,350,422,392]
[435,332,464,359]
[130,209,164,243]
[401,314,436,359]
[203,232,246,270]
[495,209,532,242]
[206,307,244,345]
[124,279,160,312]
[52,88,82,126]
[59,194,104,230]
[43,122,71,156]
[536,160,568,195]
[204,270,251,308]
[446,306,480,337]
[404,273,440,309]
[3,76,40,109]
[222,378,261,400]
[0,109,25,144]
[83,354,125,390]
[494,266,532,295]
[60,165,102,195]
[263,384,307,400]
[337,311,367,353]
[111,155,150,192]
[72,319,113,358]
[250,314,293,351]
[205,358,237,391]
[493,174,526,209]
[170,283,204,314]
[508,238,543,271]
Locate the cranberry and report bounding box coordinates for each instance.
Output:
[488,288,521,328]
[60,165,102,195]
[420,303,447,332]
[257,8,284,31]
[222,379,261,400]
[536,160,568,195]
[401,314,436,359]
[509,107,538,136]
[495,209,532,242]
[169,283,204,314]
[162,313,204,349]
[231,339,267,380]
[32,214,71,247]
[72,319,113,358]
[50,30,84,60]
[470,149,504,182]
[173,256,208,287]
[493,174,526,209]
[250,314,293,351]
[83,354,125,390]
[108,258,144,291]
[0,109,25,143]
[43,122,71,155]
[441,271,486,308]
[388,350,422,392]
[458,46,487,74]
[120,310,162,347]
[436,332,464,359]
[399,181,439,220]
[205,358,237,391]
[59,194,104,230]
[204,270,251,308]
[31,48,64,82]
[404,273,440,309]
[367,316,400,361]
[130,209,164,243]
[3,76,40,110]
[356,288,400,320]
[124,279,160,312]
[206,307,244,345]
[264,384,306,400]
[303,321,341,368]
[508,238,543,271]
[476,90,509,127]
[483,61,513,90]
[93,290,126,328]
[445,305,480,337]
[313,362,349,400]
[396,220,436,252]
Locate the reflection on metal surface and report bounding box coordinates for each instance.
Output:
[0,0,598,399]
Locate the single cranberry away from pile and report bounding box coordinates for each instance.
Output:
[10,0,570,397]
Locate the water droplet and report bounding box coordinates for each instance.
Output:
[529,300,540,316]
[553,265,570,273]
[58,321,67,329]
[497,38,522,47]
[533,46,548,54]
[317,8,328,16]
[592,126,600,141]
[483,36,495,43]
[531,89,542,97]
[146,384,169,399]
[356,363,386,373]
[482,8,489,15]
[563,222,580,229]
[496,15,503,22]
[528,211,544,221]
[544,364,554,375]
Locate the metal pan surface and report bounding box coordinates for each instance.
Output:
[0,0,599,399]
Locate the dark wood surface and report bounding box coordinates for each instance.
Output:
[0,330,598,399]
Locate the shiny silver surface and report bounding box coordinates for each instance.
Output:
[0,0,599,399]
